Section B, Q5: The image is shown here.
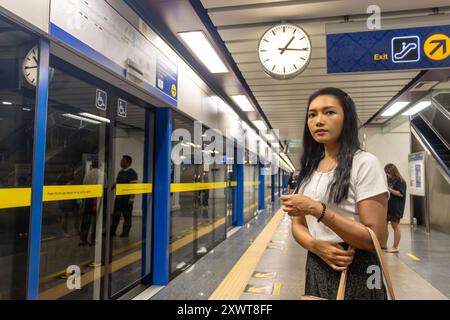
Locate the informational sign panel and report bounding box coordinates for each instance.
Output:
[156,54,178,100]
[408,152,426,196]
[50,0,177,105]
[327,24,450,73]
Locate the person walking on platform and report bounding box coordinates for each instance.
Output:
[382,163,407,253]
[281,87,389,300]
[111,155,138,238]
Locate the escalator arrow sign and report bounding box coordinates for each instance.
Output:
[430,39,447,56]
[424,34,450,60]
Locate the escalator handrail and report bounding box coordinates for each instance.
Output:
[431,95,450,121]
[411,117,450,178]
[416,111,450,152]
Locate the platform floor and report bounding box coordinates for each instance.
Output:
[137,206,449,300]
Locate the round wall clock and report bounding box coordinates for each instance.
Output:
[258,24,312,80]
[22,45,39,86]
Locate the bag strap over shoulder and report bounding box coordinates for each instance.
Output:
[366,227,396,300]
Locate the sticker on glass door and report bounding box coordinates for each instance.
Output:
[96,89,107,110]
[117,98,127,118]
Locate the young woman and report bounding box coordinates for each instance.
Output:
[382,163,407,253]
[281,87,389,300]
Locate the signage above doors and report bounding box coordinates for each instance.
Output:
[327,24,450,73]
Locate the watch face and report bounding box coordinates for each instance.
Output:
[22,46,39,86]
[258,24,312,80]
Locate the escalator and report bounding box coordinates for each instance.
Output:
[409,91,450,233]
[411,116,450,172]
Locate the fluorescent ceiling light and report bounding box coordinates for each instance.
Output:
[232,95,254,112]
[381,101,410,117]
[179,31,228,73]
[79,112,110,123]
[2,101,12,105]
[62,113,100,124]
[253,120,267,130]
[402,101,432,116]
[265,134,275,141]
[272,142,280,148]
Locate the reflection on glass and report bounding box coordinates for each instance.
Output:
[169,113,227,278]
[109,103,153,297]
[0,17,37,300]
[244,150,258,224]
[39,63,108,300]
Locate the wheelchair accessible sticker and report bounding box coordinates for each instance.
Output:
[117,98,127,118]
[96,89,107,111]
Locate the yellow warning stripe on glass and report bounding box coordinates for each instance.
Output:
[0,185,103,209]
[244,181,260,187]
[170,182,228,193]
[43,185,103,202]
[229,181,237,187]
[116,183,152,196]
[0,188,32,209]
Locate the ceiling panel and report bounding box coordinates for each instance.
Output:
[199,0,450,169]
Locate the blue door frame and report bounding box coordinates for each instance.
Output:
[27,37,50,300]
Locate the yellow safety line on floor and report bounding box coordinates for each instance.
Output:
[209,208,285,300]
[169,218,226,252]
[40,240,143,284]
[39,250,142,300]
[407,252,421,261]
[272,282,282,296]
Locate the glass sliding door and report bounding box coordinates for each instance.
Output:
[38,58,109,300]
[0,16,38,300]
[109,97,154,298]
[38,57,154,299]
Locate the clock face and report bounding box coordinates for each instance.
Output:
[22,46,39,86]
[258,24,312,80]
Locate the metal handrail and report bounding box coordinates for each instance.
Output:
[411,117,450,178]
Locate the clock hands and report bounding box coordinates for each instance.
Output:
[279,36,295,55]
[277,48,309,51]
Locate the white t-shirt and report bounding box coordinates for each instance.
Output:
[297,150,388,243]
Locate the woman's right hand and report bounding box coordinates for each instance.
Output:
[310,240,355,272]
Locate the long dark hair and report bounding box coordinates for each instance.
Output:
[297,87,361,204]
[384,163,404,182]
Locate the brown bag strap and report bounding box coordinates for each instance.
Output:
[336,250,350,300]
[366,227,396,300]
[335,227,396,300]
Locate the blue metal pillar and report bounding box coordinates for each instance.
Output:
[153,107,172,285]
[27,37,50,300]
[271,174,275,203]
[236,153,244,226]
[258,163,265,211]
[232,163,238,226]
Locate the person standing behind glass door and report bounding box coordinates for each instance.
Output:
[80,159,104,246]
[111,155,138,238]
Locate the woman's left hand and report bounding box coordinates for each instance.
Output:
[280,194,322,217]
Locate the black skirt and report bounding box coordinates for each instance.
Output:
[305,244,387,300]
